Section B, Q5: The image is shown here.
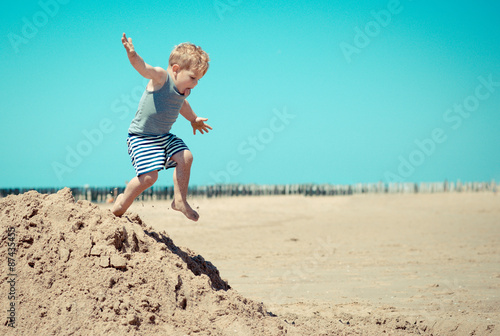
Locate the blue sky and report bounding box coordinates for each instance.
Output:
[1,0,499,188]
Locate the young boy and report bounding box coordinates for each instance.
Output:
[111,33,211,221]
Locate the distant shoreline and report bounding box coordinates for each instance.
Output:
[1,180,497,202]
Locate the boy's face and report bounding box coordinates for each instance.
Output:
[172,65,204,96]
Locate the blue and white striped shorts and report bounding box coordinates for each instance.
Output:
[127,133,189,176]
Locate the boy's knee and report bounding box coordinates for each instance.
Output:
[141,171,158,187]
[184,151,193,165]
[174,150,193,166]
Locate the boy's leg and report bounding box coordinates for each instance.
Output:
[111,170,158,216]
[170,150,199,221]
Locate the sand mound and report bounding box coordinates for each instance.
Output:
[0,188,291,336]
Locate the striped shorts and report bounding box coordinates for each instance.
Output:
[127,133,189,176]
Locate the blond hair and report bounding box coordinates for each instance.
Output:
[169,42,209,76]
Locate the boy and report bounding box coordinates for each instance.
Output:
[111,33,211,221]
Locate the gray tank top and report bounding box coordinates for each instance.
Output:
[128,72,186,135]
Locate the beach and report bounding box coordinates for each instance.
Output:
[100,192,500,335]
[1,190,498,335]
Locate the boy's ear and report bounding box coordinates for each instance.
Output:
[171,64,180,74]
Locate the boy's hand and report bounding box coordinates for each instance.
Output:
[191,117,212,135]
[121,33,136,56]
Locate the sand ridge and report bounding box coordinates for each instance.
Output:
[0,188,293,335]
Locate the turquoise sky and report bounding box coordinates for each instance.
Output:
[1,0,499,188]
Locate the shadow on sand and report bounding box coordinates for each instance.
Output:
[144,229,231,291]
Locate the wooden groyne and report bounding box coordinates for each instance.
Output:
[0,180,497,203]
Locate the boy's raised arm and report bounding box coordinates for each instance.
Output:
[121,33,166,82]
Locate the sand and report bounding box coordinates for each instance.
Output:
[1,189,499,335]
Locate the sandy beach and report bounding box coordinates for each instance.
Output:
[1,190,498,335]
[100,192,500,335]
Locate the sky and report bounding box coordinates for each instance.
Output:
[1,0,499,188]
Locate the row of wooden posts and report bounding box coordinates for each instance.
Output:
[0,180,497,203]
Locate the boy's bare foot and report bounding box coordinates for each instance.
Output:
[171,200,199,221]
[111,194,125,217]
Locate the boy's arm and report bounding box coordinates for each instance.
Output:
[121,33,166,84]
[180,100,213,135]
